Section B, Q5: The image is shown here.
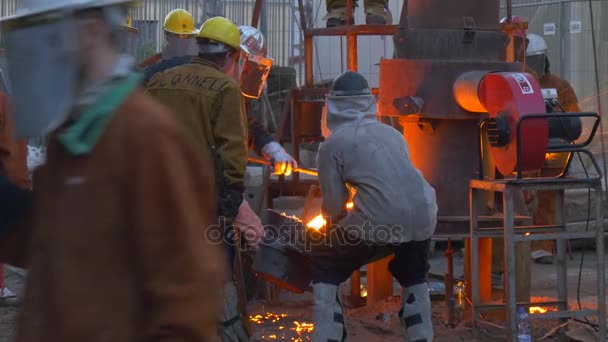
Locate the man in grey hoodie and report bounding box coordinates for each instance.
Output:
[312,71,437,342]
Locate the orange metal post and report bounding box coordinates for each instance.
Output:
[464,238,492,303]
[351,269,361,297]
[305,36,313,87]
[347,34,357,72]
[367,256,394,304]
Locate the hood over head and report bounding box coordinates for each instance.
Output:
[323,94,378,137]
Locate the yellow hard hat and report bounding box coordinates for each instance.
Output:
[163,9,198,35]
[196,17,241,51]
[123,14,138,33]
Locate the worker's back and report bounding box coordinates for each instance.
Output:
[146,57,237,154]
[145,56,247,191]
[318,98,437,242]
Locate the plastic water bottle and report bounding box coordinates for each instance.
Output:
[517,307,532,342]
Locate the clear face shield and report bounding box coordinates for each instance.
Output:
[1,11,78,138]
[163,32,198,58]
[116,26,140,57]
[237,25,273,99]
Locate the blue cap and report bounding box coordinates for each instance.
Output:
[518,307,526,314]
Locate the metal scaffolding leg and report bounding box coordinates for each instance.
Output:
[469,179,606,342]
[503,188,516,340]
[555,190,568,319]
[594,186,606,340]
[470,187,480,340]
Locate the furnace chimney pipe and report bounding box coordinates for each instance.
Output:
[453,70,493,113]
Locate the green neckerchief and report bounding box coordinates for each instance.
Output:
[59,72,143,156]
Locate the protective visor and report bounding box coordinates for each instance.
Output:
[116,26,140,57]
[1,11,78,138]
[239,51,273,99]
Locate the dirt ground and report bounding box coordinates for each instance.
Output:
[1,252,605,342]
[246,290,601,342]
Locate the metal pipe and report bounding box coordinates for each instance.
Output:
[506,0,512,22]
[248,157,319,176]
[445,239,456,327]
[251,0,263,27]
[398,0,408,27]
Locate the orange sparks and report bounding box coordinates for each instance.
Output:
[306,214,327,231]
[346,201,354,209]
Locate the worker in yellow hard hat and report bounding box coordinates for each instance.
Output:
[145,16,250,342]
[116,13,140,57]
[139,9,199,84]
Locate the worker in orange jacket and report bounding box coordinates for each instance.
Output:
[526,33,581,264]
[0,1,223,341]
[0,68,29,189]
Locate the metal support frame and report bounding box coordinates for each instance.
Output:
[470,178,605,341]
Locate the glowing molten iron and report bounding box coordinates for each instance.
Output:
[282,200,354,232]
[306,215,327,231]
[529,306,548,314]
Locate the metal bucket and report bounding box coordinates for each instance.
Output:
[252,209,320,294]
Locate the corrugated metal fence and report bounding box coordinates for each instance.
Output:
[0,0,300,69]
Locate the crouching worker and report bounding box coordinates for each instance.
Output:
[0,1,223,341]
[313,71,438,342]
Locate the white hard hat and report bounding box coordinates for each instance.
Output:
[526,33,547,56]
[1,0,133,22]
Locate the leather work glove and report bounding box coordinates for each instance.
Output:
[261,141,297,176]
[234,199,264,250]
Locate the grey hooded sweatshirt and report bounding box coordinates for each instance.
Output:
[317,94,437,243]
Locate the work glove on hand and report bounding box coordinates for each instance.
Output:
[234,199,264,250]
[261,141,297,176]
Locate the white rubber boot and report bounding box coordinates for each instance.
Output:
[312,283,346,342]
[399,283,433,342]
[220,282,249,342]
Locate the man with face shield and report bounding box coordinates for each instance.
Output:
[115,13,140,57]
[525,32,581,265]
[140,9,199,84]
[0,1,224,341]
[145,16,251,342]
[313,71,437,342]
[238,26,296,176]
[526,33,580,112]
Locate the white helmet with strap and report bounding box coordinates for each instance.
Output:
[237,25,273,99]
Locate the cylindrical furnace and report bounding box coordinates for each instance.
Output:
[378,0,522,236]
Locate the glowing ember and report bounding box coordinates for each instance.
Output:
[346,201,354,209]
[306,214,327,231]
[360,284,368,297]
[293,321,315,334]
[281,212,303,223]
[529,306,548,314]
[249,312,289,325]
[249,312,314,341]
